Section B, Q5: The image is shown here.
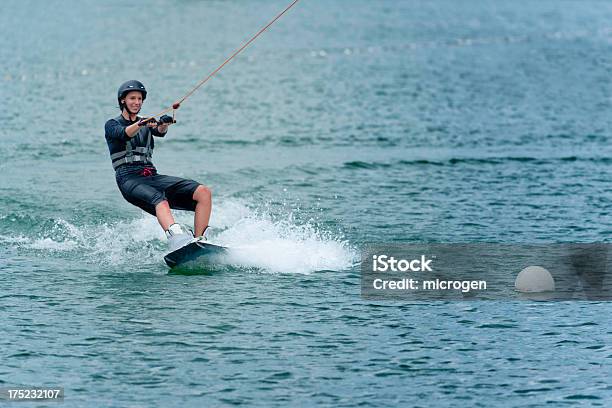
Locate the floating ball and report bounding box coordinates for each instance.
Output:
[515,265,555,292]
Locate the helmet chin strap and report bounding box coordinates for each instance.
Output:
[122,100,141,120]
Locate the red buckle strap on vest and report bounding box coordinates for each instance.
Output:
[141,167,154,177]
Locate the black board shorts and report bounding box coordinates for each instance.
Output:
[115,166,201,216]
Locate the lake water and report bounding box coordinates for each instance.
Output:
[1,0,611,406]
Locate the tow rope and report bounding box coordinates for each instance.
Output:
[144,0,300,124]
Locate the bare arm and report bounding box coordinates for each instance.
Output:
[125,120,157,138]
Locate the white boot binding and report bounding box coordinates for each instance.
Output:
[191,226,210,244]
[165,223,194,252]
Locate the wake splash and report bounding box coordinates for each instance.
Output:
[1,200,356,274]
[212,201,356,274]
[0,215,166,266]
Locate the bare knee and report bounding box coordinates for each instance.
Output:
[155,200,170,212]
[193,185,212,202]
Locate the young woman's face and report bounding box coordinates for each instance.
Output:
[122,91,143,113]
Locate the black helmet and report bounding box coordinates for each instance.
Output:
[117,80,147,108]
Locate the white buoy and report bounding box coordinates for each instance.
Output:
[515,266,555,292]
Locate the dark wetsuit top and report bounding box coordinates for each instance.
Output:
[104,115,164,169]
[104,115,201,216]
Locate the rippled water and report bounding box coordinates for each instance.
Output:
[1,0,611,406]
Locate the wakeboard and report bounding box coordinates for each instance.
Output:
[164,241,228,268]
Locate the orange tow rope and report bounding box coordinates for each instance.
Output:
[144,0,300,123]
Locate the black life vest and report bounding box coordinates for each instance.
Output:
[110,115,154,170]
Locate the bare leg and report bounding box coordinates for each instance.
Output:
[155,200,175,231]
[193,185,212,236]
